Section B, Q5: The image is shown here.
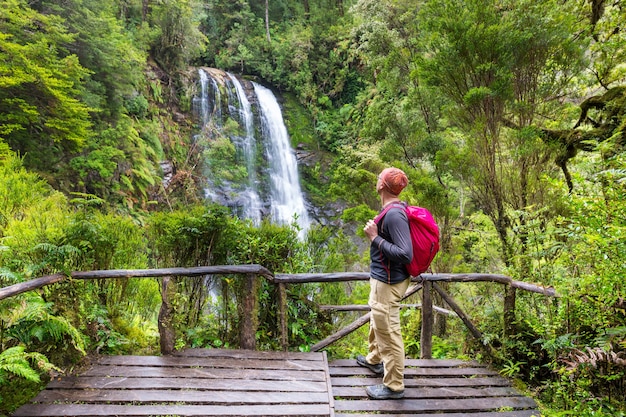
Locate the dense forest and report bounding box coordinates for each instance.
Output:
[1,0,625,415]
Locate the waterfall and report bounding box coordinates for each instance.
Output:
[225,73,263,226]
[193,69,221,129]
[254,82,310,235]
[193,68,310,236]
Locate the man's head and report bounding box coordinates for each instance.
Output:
[378,167,408,196]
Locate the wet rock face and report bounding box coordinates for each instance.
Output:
[159,161,174,188]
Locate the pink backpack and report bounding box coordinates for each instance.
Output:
[374,203,440,276]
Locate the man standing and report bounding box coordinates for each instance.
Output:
[357,167,412,400]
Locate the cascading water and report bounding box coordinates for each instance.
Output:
[253,82,310,235]
[192,68,310,236]
[225,73,263,226]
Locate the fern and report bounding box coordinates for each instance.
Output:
[0,266,20,287]
[562,346,626,370]
[0,346,58,384]
[2,294,86,356]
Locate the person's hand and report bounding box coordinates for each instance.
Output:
[364,219,378,242]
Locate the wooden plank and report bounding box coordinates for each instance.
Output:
[334,412,540,417]
[331,358,481,368]
[331,376,513,387]
[321,351,335,417]
[334,396,538,412]
[13,403,331,417]
[97,355,326,370]
[332,377,511,388]
[46,376,329,391]
[332,386,523,398]
[330,366,499,377]
[32,389,330,404]
[81,365,327,380]
[176,348,323,360]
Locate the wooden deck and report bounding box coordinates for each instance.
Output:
[331,358,540,417]
[13,349,540,417]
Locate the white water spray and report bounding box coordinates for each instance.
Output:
[254,82,310,236]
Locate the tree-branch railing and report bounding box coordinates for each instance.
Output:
[0,266,557,358]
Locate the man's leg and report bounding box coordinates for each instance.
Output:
[368,278,409,392]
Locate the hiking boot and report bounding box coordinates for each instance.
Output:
[356,355,383,375]
[366,384,405,400]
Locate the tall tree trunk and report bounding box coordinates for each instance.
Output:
[336,0,344,16]
[303,0,310,21]
[142,0,149,22]
[265,0,271,43]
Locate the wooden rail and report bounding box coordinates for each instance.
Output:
[0,266,557,358]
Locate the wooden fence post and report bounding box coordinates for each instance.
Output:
[240,273,260,350]
[158,276,176,355]
[420,279,433,359]
[278,283,288,351]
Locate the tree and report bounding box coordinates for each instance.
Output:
[150,0,207,75]
[417,0,585,271]
[0,0,92,174]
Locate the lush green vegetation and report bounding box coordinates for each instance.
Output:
[1,0,625,415]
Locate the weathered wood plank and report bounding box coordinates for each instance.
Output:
[32,389,330,404]
[175,347,324,360]
[93,355,327,370]
[46,376,329,391]
[330,376,513,387]
[330,366,499,377]
[321,351,335,413]
[332,386,523,399]
[13,403,331,417]
[334,396,538,412]
[331,358,481,368]
[80,365,327,380]
[334,412,540,417]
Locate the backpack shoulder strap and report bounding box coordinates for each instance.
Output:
[374,202,406,224]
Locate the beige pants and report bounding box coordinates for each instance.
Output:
[366,277,410,391]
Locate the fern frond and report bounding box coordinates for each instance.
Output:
[0,346,59,383]
[562,347,626,371]
[0,267,20,285]
[0,362,40,382]
[3,296,86,355]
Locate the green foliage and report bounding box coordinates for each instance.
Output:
[0,0,92,172]
[202,134,248,186]
[32,0,149,117]
[0,155,74,276]
[70,115,160,208]
[1,294,86,357]
[0,153,53,236]
[150,0,207,74]
[0,346,57,383]
[0,343,58,415]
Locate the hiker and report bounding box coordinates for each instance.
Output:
[357,167,412,400]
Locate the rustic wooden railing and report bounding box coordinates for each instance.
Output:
[0,265,556,358]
